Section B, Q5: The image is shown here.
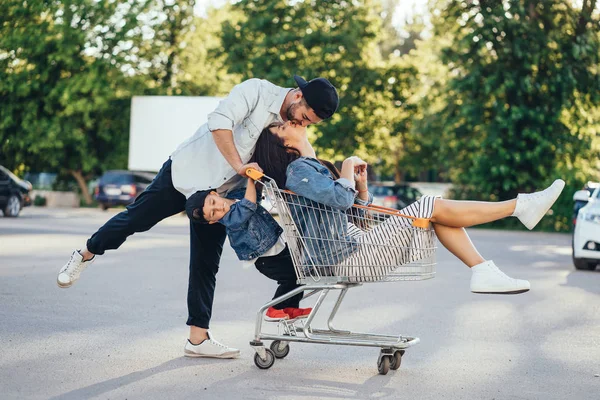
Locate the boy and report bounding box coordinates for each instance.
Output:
[185,177,312,321]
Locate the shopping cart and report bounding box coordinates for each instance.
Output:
[246,168,437,375]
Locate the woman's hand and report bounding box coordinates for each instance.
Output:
[355,164,368,186]
[344,156,367,168]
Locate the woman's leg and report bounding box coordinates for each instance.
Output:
[430,179,565,229]
[432,224,485,267]
[432,222,530,294]
[430,198,516,228]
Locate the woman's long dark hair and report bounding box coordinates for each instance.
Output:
[250,125,301,188]
[250,125,341,188]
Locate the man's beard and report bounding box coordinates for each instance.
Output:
[286,102,300,123]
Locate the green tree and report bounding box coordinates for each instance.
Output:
[136,0,198,95]
[0,0,196,203]
[219,0,414,170]
[178,4,242,96]
[421,0,600,230]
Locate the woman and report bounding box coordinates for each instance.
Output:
[251,122,565,294]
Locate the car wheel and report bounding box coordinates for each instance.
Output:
[572,238,597,271]
[3,195,22,217]
[100,203,109,211]
[572,255,596,271]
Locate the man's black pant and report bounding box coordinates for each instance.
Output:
[254,246,303,309]
[86,159,226,328]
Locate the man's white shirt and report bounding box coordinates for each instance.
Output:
[171,78,290,198]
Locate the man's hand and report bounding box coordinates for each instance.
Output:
[237,162,263,177]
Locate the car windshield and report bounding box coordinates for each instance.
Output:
[101,172,133,185]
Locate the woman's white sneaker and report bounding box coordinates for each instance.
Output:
[470,260,530,294]
[184,331,240,359]
[57,250,95,288]
[512,179,566,230]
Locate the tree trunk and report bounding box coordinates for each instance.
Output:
[70,170,92,205]
[394,151,403,183]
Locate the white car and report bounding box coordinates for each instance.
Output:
[573,186,600,270]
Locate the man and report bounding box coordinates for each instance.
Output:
[57,75,339,358]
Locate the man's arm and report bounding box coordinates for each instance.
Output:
[212,129,244,174]
[208,79,264,176]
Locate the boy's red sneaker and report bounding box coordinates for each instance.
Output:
[283,307,312,319]
[264,307,289,321]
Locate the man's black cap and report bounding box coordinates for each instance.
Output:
[294,75,339,120]
[185,190,211,224]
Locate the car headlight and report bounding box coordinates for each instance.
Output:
[582,212,600,224]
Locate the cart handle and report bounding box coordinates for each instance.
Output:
[246,168,431,228]
[353,204,431,228]
[246,168,264,181]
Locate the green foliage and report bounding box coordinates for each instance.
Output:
[0,0,195,203]
[1,0,598,233]
[417,0,600,231]
[219,0,415,171]
[178,5,243,96]
[33,195,47,207]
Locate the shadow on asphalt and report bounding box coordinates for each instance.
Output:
[46,358,230,400]
[563,269,600,295]
[47,357,397,400]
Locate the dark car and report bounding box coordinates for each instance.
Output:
[370,182,423,209]
[0,165,32,217]
[94,170,155,210]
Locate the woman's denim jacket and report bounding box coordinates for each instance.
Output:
[285,157,373,267]
[220,188,283,261]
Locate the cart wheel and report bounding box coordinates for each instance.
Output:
[378,355,390,375]
[390,351,402,370]
[254,348,275,370]
[270,340,290,359]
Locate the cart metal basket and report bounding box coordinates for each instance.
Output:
[246,169,437,374]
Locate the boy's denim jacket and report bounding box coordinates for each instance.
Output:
[220,188,283,261]
[285,157,373,267]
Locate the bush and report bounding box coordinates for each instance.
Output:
[33,195,47,207]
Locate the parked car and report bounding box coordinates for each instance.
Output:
[572,185,600,271]
[94,170,155,210]
[573,181,599,226]
[369,182,423,209]
[0,165,32,217]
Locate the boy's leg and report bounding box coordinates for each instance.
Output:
[184,221,240,358]
[58,159,186,288]
[254,246,303,309]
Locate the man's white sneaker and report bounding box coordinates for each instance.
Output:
[184,331,240,359]
[512,179,566,230]
[57,250,95,288]
[470,260,530,294]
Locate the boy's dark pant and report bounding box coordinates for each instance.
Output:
[254,246,303,309]
[86,159,226,329]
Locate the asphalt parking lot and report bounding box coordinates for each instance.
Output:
[1,207,599,400]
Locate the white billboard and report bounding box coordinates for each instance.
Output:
[128,96,222,172]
